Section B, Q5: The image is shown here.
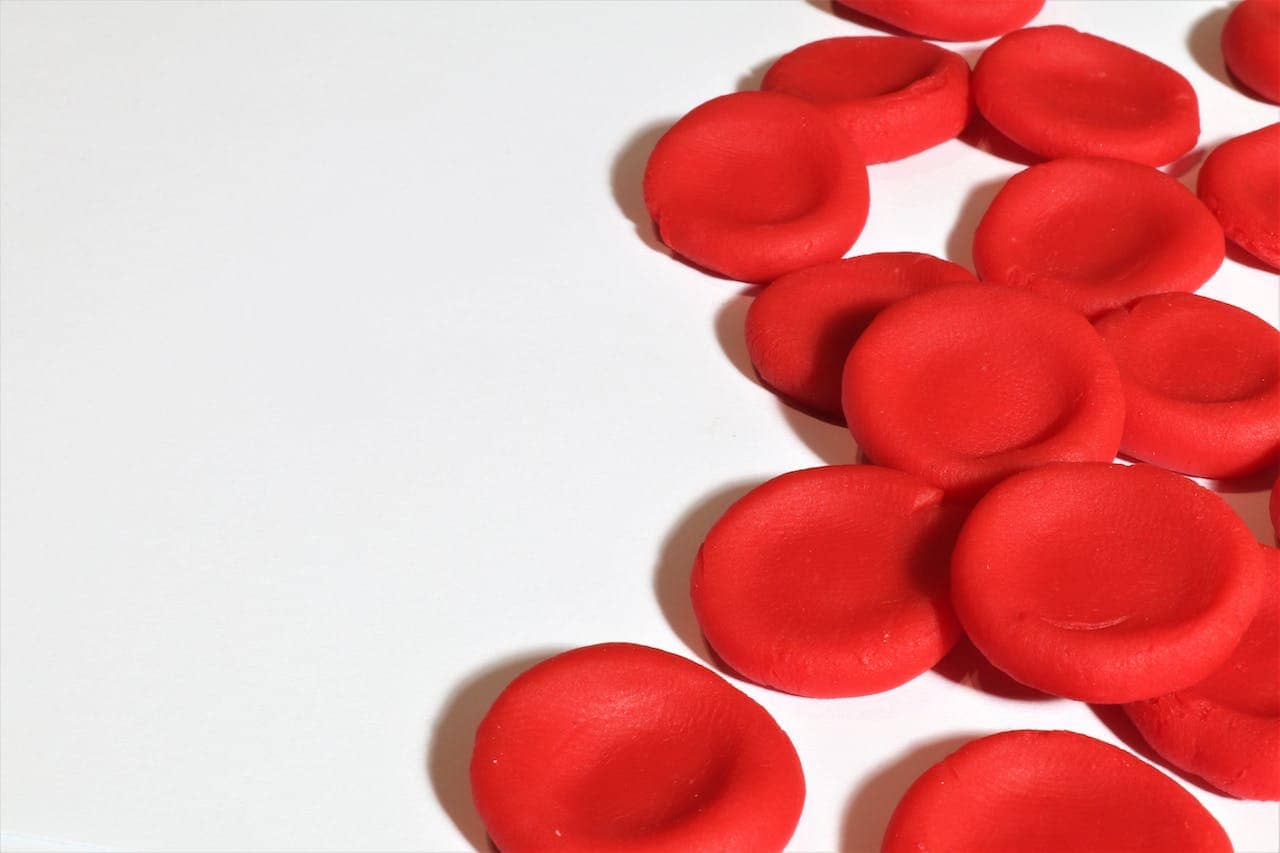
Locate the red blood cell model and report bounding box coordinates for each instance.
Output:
[833,0,1044,41]
[1095,292,1280,479]
[841,284,1125,501]
[1198,123,1280,270]
[1223,0,1280,102]
[973,157,1225,318]
[972,26,1199,166]
[745,252,976,422]
[643,92,870,283]
[691,466,965,698]
[470,643,805,852]
[761,37,971,164]
[881,730,1232,852]
[951,462,1265,703]
[1125,545,1280,801]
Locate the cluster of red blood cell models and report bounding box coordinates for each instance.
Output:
[467,1,1280,850]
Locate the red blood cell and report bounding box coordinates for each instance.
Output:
[760,37,971,164]
[972,26,1200,166]
[470,643,805,852]
[691,466,965,698]
[841,284,1124,501]
[1223,0,1280,103]
[951,462,1265,703]
[833,0,1044,41]
[745,252,976,422]
[973,157,1225,318]
[1125,545,1280,801]
[643,92,870,283]
[1094,292,1280,479]
[881,730,1233,852]
[1198,123,1280,270]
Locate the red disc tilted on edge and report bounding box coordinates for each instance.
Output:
[833,0,1044,41]
[1198,123,1280,270]
[1223,0,1280,102]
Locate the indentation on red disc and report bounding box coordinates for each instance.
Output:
[951,463,1264,703]
[1223,0,1280,103]
[470,643,805,852]
[1198,123,1280,270]
[833,0,1044,41]
[882,730,1233,852]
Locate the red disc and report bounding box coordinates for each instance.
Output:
[833,0,1044,41]
[841,284,1124,501]
[643,92,869,284]
[691,466,965,698]
[745,252,976,422]
[1125,545,1280,801]
[973,157,1224,318]
[1198,123,1280,270]
[1094,292,1280,479]
[881,730,1232,853]
[951,462,1265,703]
[1223,0,1280,103]
[470,643,805,852]
[761,37,970,164]
[972,26,1199,166]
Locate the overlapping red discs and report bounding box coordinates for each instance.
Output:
[1223,0,1280,102]
[1198,123,1280,270]
[833,0,1044,41]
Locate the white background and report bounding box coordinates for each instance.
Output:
[2,1,1277,850]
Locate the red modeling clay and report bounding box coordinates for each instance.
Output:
[1198,123,1280,269]
[973,157,1225,318]
[761,37,971,164]
[691,466,965,698]
[1223,0,1280,102]
[1125,545,1280,801]
[841,284,1124,501]
[972,26,1199,166]
[745,252,976,422]
[951,462,1265,703]
[470,643,804,852]
[643,92,870,283]
[833,0,1044,41]
[1095,292,1280,479]
[881,730,1233,852]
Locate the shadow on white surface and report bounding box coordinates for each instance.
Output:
[780,404,861,465]
[714,292,762,386]
[1189,5,1233,89]
[944,176,1008,275]
[736,55,782,92]
[956,114,1043,168]
[931,637,1058,702]
[611,119,676,255]
[1088,704,1222,797]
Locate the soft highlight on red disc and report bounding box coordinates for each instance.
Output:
[833,0,1044,41]
[470,643,805,852]
[1198,123,1280,269]
[974,157,1225,318]
[951,463,1264,703]
[1223,0,1280,102]
[881,730,1232,852]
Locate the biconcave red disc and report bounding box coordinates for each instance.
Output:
[1223,0,1280,102]
[1197,123,1280,270]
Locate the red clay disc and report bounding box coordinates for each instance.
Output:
[1223,0,1280,102]
[972,26,1199,166]
[470,643,805,852]
[881,730,1233,852]
[951,462,1265,703]
[973,157,1225,318]
[833,0,1044,41]
[841,284,1124,501]
[643,92,870,283]
[691,466,965,698]
[1094,292,1280,479]
[1198,123,1280,270]
[1125,545,1280,801]
[761,37,970,164]
[745,252,976,422]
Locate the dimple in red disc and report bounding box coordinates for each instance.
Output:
[1223,0,1280,103]
[833,0,1044,41]
[1198,123,1280,270]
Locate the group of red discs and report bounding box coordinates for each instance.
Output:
[466,1,1280,851]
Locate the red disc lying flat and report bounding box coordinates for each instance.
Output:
[881,730,1232,852]
[972,27,1199,166]
[745,252,976,422]
[691,466,965,698]
[761,37,970,164]
[833,0,1044,41]
[1125,545,1280,801]
[470,643,805,852]
[1224,0,1280,102]
[841,284,1124,501]
[1095,292,1280,479]
[974,157,1224,318]
[643,92,869,284]
[1198,123,1280,269]
[952,463,1265,702]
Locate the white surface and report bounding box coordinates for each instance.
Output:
[1,1,1277,851]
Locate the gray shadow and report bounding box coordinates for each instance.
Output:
[932,636,1058,701]
[957,113,1044,167]
[1188,6,1234,90]
[1216,487,1278,543]
[945,177,1009,275]
[612,119,676,254]
[738,55,783,92]
[781,402,860,464]
[714,291,762,385]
